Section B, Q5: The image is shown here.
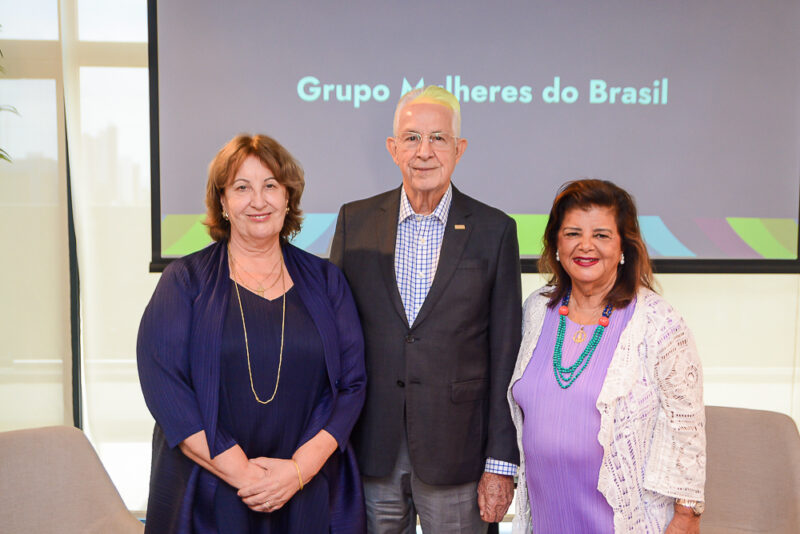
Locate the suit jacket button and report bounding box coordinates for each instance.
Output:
[396,380,405,387]
[405,335,415,343]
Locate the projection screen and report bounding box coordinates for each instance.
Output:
[148,0,800,273]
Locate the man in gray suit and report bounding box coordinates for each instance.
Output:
[330,86,521,533]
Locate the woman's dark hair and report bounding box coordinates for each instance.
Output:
[204,134,304,241]
[539,179,656,308]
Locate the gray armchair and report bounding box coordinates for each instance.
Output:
[703,406,800,534]
[0,425,144,534]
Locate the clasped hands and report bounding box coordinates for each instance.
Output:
[237,457,302,513]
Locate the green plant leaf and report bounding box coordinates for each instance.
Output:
[1,25,11,163]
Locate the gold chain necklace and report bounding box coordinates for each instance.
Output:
[229,245,286,405]
[230,253,283,298]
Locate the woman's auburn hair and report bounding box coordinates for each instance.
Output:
[538,179,656,308]
[204,134,305,242]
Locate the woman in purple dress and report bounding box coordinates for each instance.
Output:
[508,180,705,534]
[137,134,367,533]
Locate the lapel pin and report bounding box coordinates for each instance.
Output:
[454,224,466,230]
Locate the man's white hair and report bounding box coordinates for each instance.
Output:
[392,85,462,136]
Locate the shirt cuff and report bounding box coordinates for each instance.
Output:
[485,457,518,476]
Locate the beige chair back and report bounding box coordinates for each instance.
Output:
[0,425,144,534]
[703,406,800,534]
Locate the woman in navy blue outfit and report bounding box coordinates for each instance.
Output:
[137,134,367,533]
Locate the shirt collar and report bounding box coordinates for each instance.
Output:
[398,184,453,224]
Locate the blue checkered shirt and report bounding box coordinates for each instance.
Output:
[394,185,517,477]
[394,185,452,326]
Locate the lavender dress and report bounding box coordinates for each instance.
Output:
[512,299,635,534]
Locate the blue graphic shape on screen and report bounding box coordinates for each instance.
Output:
[639,216,696,258]
[289,213,337,254]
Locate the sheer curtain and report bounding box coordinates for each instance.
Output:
[60,0,156,511]
[1,0,156,510]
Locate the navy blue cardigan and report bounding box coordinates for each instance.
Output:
[137,240,366,533]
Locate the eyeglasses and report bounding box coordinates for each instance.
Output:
[396,131,457,151]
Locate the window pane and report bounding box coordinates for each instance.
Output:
[0,78,67,430]
[0,79,59,167]
[0,0,59,40]
[78,0,147,42]
[79,67,150,206]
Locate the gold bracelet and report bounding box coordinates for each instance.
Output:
[291,459,304,491]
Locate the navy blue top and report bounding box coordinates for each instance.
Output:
[137,241,367,534]
[219,284,328,458]
[207,284,330,533]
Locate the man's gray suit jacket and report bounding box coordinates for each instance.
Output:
[330,185,522,486]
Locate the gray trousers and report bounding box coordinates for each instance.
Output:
[362,429,488,534]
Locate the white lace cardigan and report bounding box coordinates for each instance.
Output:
[508,287,706,534]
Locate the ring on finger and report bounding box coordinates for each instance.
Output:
[264,499,271,509]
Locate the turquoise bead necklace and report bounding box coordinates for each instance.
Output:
[553,287,613,389]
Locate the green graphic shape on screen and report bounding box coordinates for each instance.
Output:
[727,218,797,259]
[510,214,548,256]
[162,215,211,257]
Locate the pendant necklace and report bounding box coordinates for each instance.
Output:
[230,253,282,298]
[553,287,613,389]
[228,243,286,404]
[573,327,586,343]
